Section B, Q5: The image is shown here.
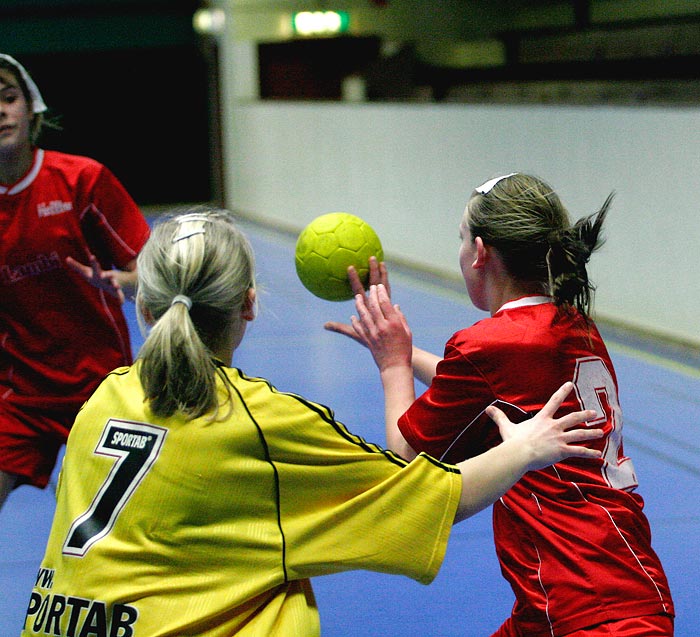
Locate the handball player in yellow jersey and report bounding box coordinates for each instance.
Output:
[22,208,602,637]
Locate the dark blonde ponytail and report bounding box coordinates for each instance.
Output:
[547,193,612,318]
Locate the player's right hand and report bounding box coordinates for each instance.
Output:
[66,254,125,303]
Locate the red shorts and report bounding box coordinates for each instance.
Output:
[491,614,674,637]
[0,398,76,489]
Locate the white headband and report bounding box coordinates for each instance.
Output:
[0,54,48,114]
[172,213,211,243]
[475,173,517,195]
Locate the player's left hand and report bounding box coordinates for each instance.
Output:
[324,256,391,342]
[66,254,125,303]
[486,382,603,472]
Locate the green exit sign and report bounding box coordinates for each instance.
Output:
[292,11,350,36]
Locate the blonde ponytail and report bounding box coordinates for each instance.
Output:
[136,208,255,420]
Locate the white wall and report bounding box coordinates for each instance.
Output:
[216,42,700,348]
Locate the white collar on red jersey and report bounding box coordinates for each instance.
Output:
[0,148,44,195]
[496,295,552,313]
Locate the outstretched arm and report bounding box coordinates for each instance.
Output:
[453,382,602,522]
[351,283,417,460]
[66,255,138,304]
[411,348,441,386]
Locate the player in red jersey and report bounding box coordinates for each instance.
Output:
[22,208,604,637]
[0,54,150,509]
[327,173,674,636]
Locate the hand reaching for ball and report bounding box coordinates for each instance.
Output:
[324,257,393,345]
[348,255,391,298]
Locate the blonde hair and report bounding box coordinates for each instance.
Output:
[467,173,612,319]
[136,207,255,420]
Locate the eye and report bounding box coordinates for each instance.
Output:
[1,90,19,104]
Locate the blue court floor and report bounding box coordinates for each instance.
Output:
[2,216,698,636]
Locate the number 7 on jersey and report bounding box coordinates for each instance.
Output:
[63,420,167,557]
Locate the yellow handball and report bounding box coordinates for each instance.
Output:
[295,212,384,301]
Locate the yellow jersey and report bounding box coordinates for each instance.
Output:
[22,363,461,636]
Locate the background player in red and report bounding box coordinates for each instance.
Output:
[22,208,603,636]
[327,173,674,636]
[0,54,150,509]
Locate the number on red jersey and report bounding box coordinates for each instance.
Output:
[573,356,638,491]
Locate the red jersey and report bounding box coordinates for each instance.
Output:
[0,149,150,416]
[398,296,674,637]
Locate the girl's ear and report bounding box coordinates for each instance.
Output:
[472,236,488,269]
[241,288,256,322]
[137,297,155,326]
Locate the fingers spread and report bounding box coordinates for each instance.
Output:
[347,265,365,297]
[324,322,354,338]
[350,314,368,340]
[484,404,507,425]
[366,286,385,322]
[539,381,574,418]
[562,445,603,460]
[376,283,392,308]
[562,427,604,443]
[368,257,381,286]
[558,409,598,430]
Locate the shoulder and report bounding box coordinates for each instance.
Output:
[97,365,137,390]
[445,315,511,355]
[228,367,336,419]
[39,150,115,190]
[222,365,309,406]
[74,366,138,422]
[445,303,572,364]
[42,151,136,209]
[41,150,105,173]
[227,367,395,454]
[85,365,139,401]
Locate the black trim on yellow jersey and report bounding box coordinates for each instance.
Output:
[232,366,410,469]
[225,376,289,582]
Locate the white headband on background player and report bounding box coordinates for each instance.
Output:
[475,173,517,195]
[0,53,48,114]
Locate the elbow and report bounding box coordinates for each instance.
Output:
[387,432,418,461]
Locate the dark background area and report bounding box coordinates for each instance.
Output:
[259,36,382,100]
[1,0,213,206]
[3,1,700,202]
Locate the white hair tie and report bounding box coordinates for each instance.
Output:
[475,173,517,195]
[171,295,192,310]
